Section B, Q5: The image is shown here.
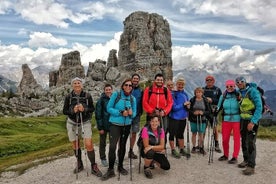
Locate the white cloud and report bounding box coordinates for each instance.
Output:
[173,0,276,29]
[11,0,90,28]
[28,32,67,48]
[0,0,12,14]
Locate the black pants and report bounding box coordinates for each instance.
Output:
[108,124,131,169]
[99,130,109,160]
[168,117,186,141]
[240,119,258,168]
[142,149,170,170]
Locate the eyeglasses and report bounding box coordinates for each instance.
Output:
[124,84,133,87]
[236,81,245,84]
[226,85,234,89]
[206,79,213,82]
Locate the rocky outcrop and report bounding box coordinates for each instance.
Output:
[86,59,107,81]
[118,11,173,80]
[17,64,44,98]
[56,51,85,86]
[107,49,118,68]
[49,70,59,87]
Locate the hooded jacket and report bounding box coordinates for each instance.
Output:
[95,93,111,131]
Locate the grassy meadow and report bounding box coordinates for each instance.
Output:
[0,114,275,175]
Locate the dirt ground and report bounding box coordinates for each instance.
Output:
[1,136,275,184]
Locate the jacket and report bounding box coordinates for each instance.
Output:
[188,96,212,123]
[203,85,222,106]
[63,90,94,123]
[95,93,111,131]
[238,83,262,124]
[169,90,189,120]
[132,86,143,116]
[217,91,240,122]
[107,90,137,126]
[142,83,173,116]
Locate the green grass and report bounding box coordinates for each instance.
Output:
[0,114,275,175]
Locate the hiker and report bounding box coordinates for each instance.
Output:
[168,78,190,158]
[215,80,241,164]
[187,87,212,155]
[235,76,262,175]
[203,75,222,153]
[101,79,137,181]
[95,84,113,167]
[140,114,170,179]
[166,79,174,91]
[63,77,102,177]
[142,73,173,148]
[128,74,143,160]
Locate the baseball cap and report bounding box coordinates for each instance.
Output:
[205,75,215,82]
[225,80,235,86]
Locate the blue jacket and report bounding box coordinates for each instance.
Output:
[238,83,262,124]
[170,90,189,120]
[107,90,137,126]
[217,90,240,122]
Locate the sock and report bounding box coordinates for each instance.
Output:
[74,148,82,161]
[87,150,95,165]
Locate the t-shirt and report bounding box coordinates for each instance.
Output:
[141,127,165,139]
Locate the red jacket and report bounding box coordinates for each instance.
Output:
[142,83,173,116]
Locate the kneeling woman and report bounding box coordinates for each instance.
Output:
[141,114,170,179]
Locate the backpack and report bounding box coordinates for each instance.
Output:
[68,91,90,106]
[113,91,134,107]
[239,85,265,119]
[256,86,266,114]
[148,85,168,102]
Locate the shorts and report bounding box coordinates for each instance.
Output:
[66,118,92,142]
[190,121,207,133]
[131,115,141,133]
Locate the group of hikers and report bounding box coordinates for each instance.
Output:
[62,73,265,180]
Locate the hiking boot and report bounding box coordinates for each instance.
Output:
[101,168,115,181]
[228,157,237,164]
[238,161,248,168]
[73,160,84,173]
[101,159,108,167]
[199,147,206,155]
[215,145,222,153]
[191,147,197,153]
[91,163,102,177]
[243,166,255,175]
[118,166,128,175]
[128,150,138,159]
[144,167,153,179]
[171,149,181,158]
[218,155,228,161]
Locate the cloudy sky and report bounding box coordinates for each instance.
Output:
[0,0,276,81]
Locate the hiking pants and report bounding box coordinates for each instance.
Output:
[143,150,170,170]
[240,119,258,168]
[108,124,131,169]
[168,117,186,140]
[99,130,109,160]
[221,121,240,158]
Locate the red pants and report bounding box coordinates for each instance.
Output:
[221,121,240,158]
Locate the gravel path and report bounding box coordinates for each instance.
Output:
[1,137,275,184]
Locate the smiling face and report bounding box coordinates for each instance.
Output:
[131,75,140,87]
[72,80,83,94]
[150,116,160,130]
[155,76,164,87]
[123,81,133,93]
[104,86,113,97]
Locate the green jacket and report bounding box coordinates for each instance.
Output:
[95,93,111,131]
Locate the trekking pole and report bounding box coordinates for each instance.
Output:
[186,118,191,159]
[207,120,210,151]
[75,114,79,180]
[159,113,167,157]
[129,109,132,181]
[80,111,89,177]
[138,146,142,173]
[208,117,216,164]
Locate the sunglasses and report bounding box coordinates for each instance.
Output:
[124,84,133,87]
[206,79,213,82]
[236,81,245,84]
[226,85,234,89]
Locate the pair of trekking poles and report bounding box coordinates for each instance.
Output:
[208,116,217,164]
[75,97,89,179]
